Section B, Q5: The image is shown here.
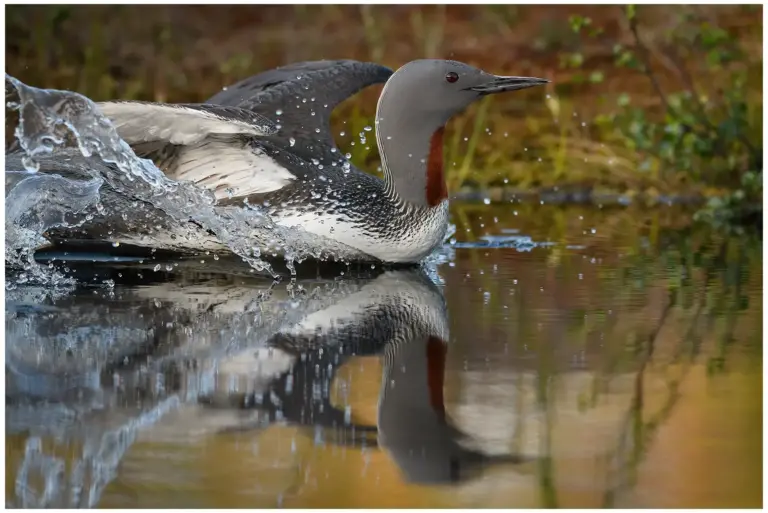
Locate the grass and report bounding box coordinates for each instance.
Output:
[4,5,762,210]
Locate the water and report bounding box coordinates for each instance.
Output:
[5,82,763,508]
[5,202,762,508]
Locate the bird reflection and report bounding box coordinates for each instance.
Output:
[205,268,529,485]
[6,262,528,509]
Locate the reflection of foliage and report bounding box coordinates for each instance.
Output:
[584,228,758,505]
[449,203,760,505]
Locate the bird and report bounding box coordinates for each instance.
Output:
[92,59,549,264]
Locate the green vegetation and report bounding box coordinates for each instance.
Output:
[5,5,762,229]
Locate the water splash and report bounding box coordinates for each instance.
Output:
[450,234,544,252]
[5,170,103,289]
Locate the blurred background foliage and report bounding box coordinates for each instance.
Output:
[5,4,762,228]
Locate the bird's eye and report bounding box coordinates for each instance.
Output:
[445,72,459,83]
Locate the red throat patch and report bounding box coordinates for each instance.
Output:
[426,336,447,420]
[426,127,448,207]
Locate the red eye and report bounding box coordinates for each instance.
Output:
[445,72,459,83]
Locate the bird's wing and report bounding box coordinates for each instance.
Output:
[97,101,277,146]
[96,60,393,199]
[96,101,298,199]
[206,60,393,149]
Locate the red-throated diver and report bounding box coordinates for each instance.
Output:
[91,59,549,263]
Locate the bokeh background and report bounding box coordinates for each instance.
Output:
[5,4,762,227]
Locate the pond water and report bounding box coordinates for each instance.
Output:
[5,203,762,508]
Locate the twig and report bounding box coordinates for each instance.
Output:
[626,11,672,114]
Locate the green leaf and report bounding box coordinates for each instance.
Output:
[617,93,631,107]
[568,15,592,33]
[589,71,605,83]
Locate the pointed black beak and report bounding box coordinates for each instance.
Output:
[467,75,550,95]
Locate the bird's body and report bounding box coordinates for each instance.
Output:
[19,59,547,263]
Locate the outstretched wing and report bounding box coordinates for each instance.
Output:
[97,60,393,201]
[206,59,393,151]
[96,101,294,199]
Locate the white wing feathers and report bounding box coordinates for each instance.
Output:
[97,101,294,199]
[173,138,295,200]
[97,101,276,145]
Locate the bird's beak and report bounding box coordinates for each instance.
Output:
[467,75,550,95]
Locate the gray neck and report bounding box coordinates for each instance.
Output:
[378,336,444,429]
[377,335,485,484]
[375,86,446,208]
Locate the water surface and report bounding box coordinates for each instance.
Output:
[5,204,762,508]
